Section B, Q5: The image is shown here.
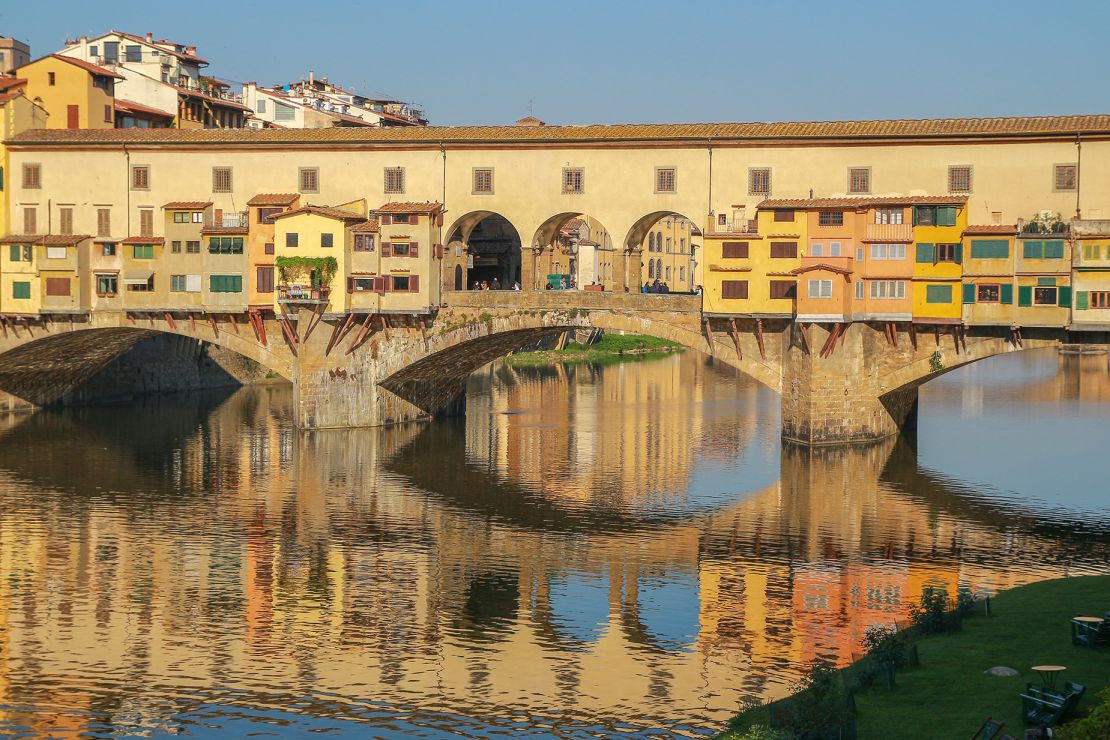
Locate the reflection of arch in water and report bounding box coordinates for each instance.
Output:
[623,571,701,652]
[544,571,611,646]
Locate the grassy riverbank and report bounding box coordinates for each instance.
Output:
[505,333,682,367]
[721,575,1110,739]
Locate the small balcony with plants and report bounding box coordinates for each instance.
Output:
[276,256,337,304]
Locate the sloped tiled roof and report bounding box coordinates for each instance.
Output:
[162,200,212,209]
[116,98,175,119]
[0,77,26,92]
[0,233,90,245]
[375,201,443,214]
[792,263,854,276]
[759,195,969,209]
[121,235,165,244]
[247,193,299,206]
[46,54,125,79]
[10,115,1110,146]
[272,205,364,221]
[350,219,380,233]
[964,224,1018,235]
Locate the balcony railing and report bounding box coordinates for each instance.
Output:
[865,223,913,242]
[205,212,248,229]
[711,218,759,235]
[278,284,331,303]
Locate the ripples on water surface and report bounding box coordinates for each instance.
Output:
[0,348,1108,738]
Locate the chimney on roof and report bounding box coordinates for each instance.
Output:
[146,32,153,43]
[309,70,315,84]
[186,46,196,55]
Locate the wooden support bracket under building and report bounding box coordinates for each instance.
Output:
[327,313,356,356]
[278,314,299,354]
[908,322,918,351]
[755,318,766,360]
[819,323,842,358]
[229,313,240,335]
[0,317,7,339]
[346,314,375,355]
[890,321,898,347]
[379,314,390,338]
[23,317,33,338]
[703,318,716,355]
[728,318,742,361]
[247,310,267,347]
[951,326,960,355]
[959,325,968,353]
[9,318,20,339]
[189,313,197,333]
[934,325,940,346]
[163,312,177,330]
[798,322,811,354]
[208,314,219,338]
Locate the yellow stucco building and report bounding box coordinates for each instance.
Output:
[15,54,121,129]
[911,199,968,323]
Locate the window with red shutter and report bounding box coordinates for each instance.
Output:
[381,215,392,225]
[382,242,392,257]
[46,278,71,296]
[410,275,419,293]
[374,276,385,293]
[410,242,418,258]
[346,277,354,293]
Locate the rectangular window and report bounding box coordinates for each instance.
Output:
[321,233,333,248]
[59,207,73,235]
[351,277,375,292]
[22,206,37,234]
[286,232,299,248]
[212,167,233,193]
[171,241,182,254]
[870,280,906,299]
[173,211,190,223]
[208,237,244,254]
[209,275,244,293]
[46,246,67,260]
[818,211,844,227]
[391,275,411,292]
[870,243,906,260]
[562,167,584,194]
[391,214,411,224]
[774,209,795,222]
[101,242,116,257]
[769,280,796,299]
[97,208,111,237]
[131,165,149,190]
[354,234,375,251]
[274,102,295,121]
[131,244,154,259]
[44,279,70,299]
[977,284,1001,303]
[722,242,749,259]
[655,167,676,193]
[748,167,771,196]
[299,167,319,193]
[1054,164,1077,192]
[848,167,871,194]
[265,242,275,255]
[855,280,864,300]
[926,284,953,303]
[970,239,1009,259]
[1090,291,1110,309]
[810,243,823,257]
[125,44,141,62]
[186,274,201,292]
[1022,240,1065,260]
[104,104,113,123]
[770,241,798,258]
[721,280,748,299]
[139,209,154,237]
[390,242,411,257]
[808,279,832,298]
[12,281,31,300]
[257,99,267,114]
[1083,243,1102,260]
[257,266,275,293]
[96,274,117,296]
[103,41,118,63]
[22,163,41,189]
[170,274,187,292]
[935,243,961,262]
[914,206,957,227]
[829,242,842,257]
[257,207,283,224]
[384,167,405,194]
[1033,286,1059,305]
[874,207,904,225]
[186,240,200,254]
[473,168,494,194]
[948,165,972,193]
[48,72,56,86]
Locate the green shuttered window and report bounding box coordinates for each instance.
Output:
[1000,284,1013,304]
[1018,285,1033,306]
[1023,240,1065,259]
[132,244,154,259]
[916,243,934,263]
[970,239,1008,259]
[209,275,243,293]
[1058,285,1072,307]
[8,245,19,262]
[962,283,976,304]
[207,237,244,255]
[925,284,953,303]
[12,281,31,299]
[1077,291,1089,310]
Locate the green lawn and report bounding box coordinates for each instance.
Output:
[721,575,1110,739]
[505,333,681,366]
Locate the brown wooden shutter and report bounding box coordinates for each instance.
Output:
[60,208,73,235]
[346,277,354,293]
[97,208,111,237]
[382,242,392,257]
[410,275,419,293]
[435,243,443,260]
[46,277,71,296]
[382,214,392,225]
[410,242,418,258]
[23,207,36,234]
[374,276,385,293]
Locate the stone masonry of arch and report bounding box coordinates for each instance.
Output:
[0,299,1071,445]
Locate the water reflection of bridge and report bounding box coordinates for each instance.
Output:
[1,353,1109,736]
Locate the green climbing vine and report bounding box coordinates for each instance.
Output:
[929,350,944,373]
[275,256,338,287]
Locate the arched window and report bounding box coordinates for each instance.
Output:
[648,260,655,278]
[666,265,672,281]
[648,233,655,252]
[680,266,685,281]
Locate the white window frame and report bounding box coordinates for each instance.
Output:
[808,279,832,298]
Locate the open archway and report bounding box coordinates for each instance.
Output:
[530,213,616,292]
[625,211,704,295]
[444,211,523,292]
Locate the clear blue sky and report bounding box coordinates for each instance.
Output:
[5,0,1109,126]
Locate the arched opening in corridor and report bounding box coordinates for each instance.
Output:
[624,211,704,295]
[445,211,522,291]
[531,213,615,292]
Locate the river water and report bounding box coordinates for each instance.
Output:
[0,348,1108,738]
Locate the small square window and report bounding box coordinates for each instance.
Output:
[473,168,494,194]
[299,167,319,193]
[655,167,676,193]
[1054,164,1077,192]
[562,167,584,194]
[748,167,771,196]
[212,166,233,193]
[948,165,972,194]
[384,167,405,194]
[321,232,333,248]
[22,163,41,189]
[286,232,299,248]
[818,211,844,226]
[848,167,871,194]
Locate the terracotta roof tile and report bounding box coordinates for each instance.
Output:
[173,85,251,112]
[121,235,166,244]
[350,219,380,233]
[374,201,443,214]
[200,225,248,234]
[759,195,968,209]
[11,115,1110,146]
[115,98,175,119]
[162,200,212,209]
[47,54,125,80]
[0,77,26,91]
[247,193,299,206]
[963,224,1018,235]
[272,204,364,221]
[0,233,89,245]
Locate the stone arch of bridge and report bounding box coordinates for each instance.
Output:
[444,210,523,292]
[376,308,783,418]
[624,210,705,293]
[0,321,293,407]
[530,212,617,292]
